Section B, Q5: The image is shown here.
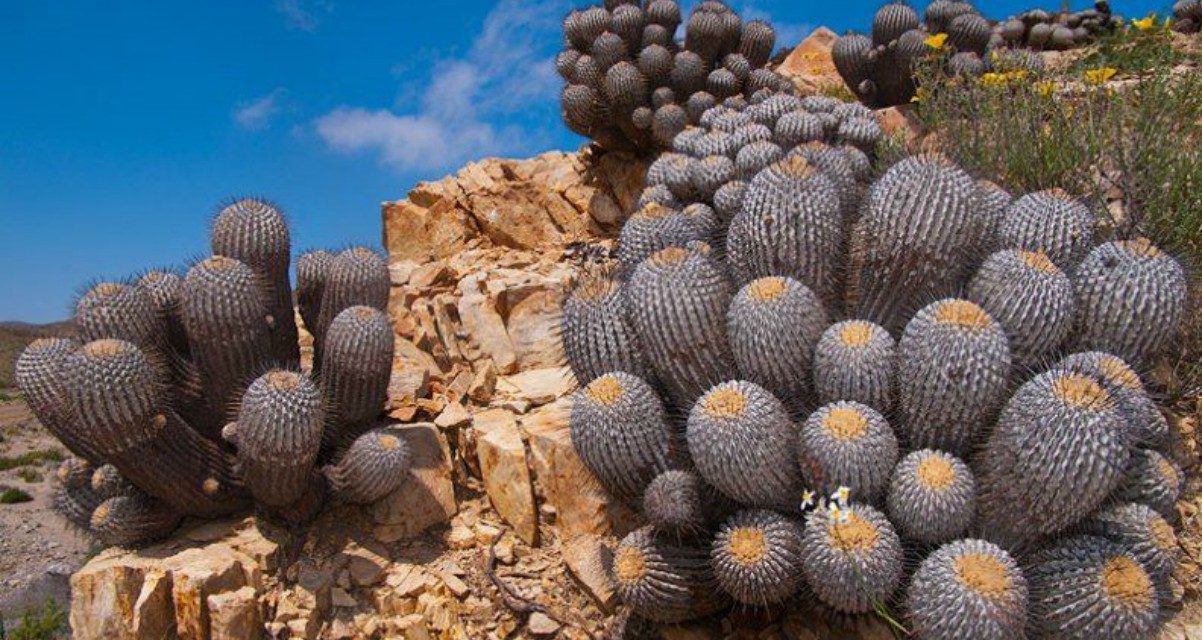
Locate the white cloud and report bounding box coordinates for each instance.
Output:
[276,0,333,33]
[233,89,287,130]
[313,0,568,173]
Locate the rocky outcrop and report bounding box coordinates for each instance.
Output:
[775,27,844,96]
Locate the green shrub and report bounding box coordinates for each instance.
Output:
[0,486,33,504]
[0,449,64,472]
[1,600,69,640]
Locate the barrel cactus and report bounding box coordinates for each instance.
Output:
[812,320,895,412]
[967,249,1075,367]
[887,449,975,545]
[91,493,181,548]
[320,305,394,443]
[800,503,904,613]
[322,426,413,504]
[905,538,1027,640]
[710,509,805,606]
[797,401,898,502]
[613,525,727,623]
[561,274,653,386]
[642,469,733,538]
[995,189,1095,273]
[1113,449,1183,519]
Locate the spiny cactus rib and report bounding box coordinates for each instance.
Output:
[625,244,736,409]
[181,256,272,433]
[616,201,717,270]
[53,457,103,530]
[642,469,733,537]
[687,380,802,509]
[848,154,984,332]
[872,2,920,46]
[16,337,105,463]
[887,449,975,545]
[562,276,652,387]
[91,464,138,501]
[296,249,334,342]
[727,276,828,411]
[314,247,390,351]
[812,320,896,413]
[1072,238,1187,368]
[320,306,393,439]
[711,509,805,606]
[570,372,675,501]
[1026,536,1160,640]
[211,198,299,366]
[1082,502,1179,583]
[1113,449,1182,519]
[978,370,1130,547]
[1057,351,1169,447]
[135,270,190,358]
[948,13,991,54]
[613,526,727,623]
[898,299,1011,456]
[798,401,898,502]
[905,539,1027,640]
[229,370,326,508]
[968,250,1074,367]
[75,282,169,358]
[800,503,903,614]
[726,156,845,308]
[995,189,1094,273]
[91,494,182,548]
[322,426,413,504]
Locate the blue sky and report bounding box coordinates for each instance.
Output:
[0,0,1168,322]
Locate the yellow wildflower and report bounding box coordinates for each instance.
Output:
[1132,15,1156,31]
[1036,81,1056,97]
[980,70,1028,87]
[924,33,948,49]
[1085,67,1117,85]
[910,86,928,103]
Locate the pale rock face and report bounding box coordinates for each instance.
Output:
[775,27,844,95]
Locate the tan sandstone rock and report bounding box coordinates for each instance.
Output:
[776,27,843,96]
[474,409,539,545]
[372,422,458,543]
[208,586,262,640]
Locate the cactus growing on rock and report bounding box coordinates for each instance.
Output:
[1072,238,1188,368]
[898,299,1011,455]
[887,449,976,545]
[570,372,676,501]
[91,493,182,548]
[797,401,898,502]
[1026,536,1160,640]
[800,503,904,614]
[322,426,413,504]
[905,538,1027,640]
[711,509,805,606]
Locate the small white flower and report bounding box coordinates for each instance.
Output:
[831,486,851,506]
[800,490,816,511]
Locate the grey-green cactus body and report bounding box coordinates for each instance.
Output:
[727,276,828,411]
[812,320,895,413]
[798,401,898,502]
[1056,351,1169,447]
[1113,449,1182,519]
[91,494,182,548]
[230,370,326,508]
[320,306,393,439]
[995,189,1094,272]
[905,539,1027,640]
[1083,502,1179,583]
[687,380,802,509]
[967,249,1074,367]
[562,276,652,386]
[711,509,805,606]
[323,426,413,504]
[887,449,975,545]
[570,372,675,501]
[898,299,1011,455]
[613,525,727,623]
[642,469,734,537]
[296,249,334,343]
[315,247,390,347]
[616,202,716,270]
[16,337,104,463]
[800,503,903,613]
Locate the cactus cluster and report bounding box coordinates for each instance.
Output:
[833,1,1121,108]
[1174,0,1202,34]
[558,0,796,155]
[565,132,1188,634]
[20,198,408,547]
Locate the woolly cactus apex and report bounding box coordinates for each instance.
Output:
[1083,503,1179,583]
[1114,449,1183,519]
[887,449,975,545]
[570,372,674,501]
[873,2,920,46]
[316,246,389,333]
[948,13,991,54]
[229,370,325,508]
[711,509,805,606]
[738,20,775,67]
[727,277,828,410]
[211,197,299,366]
[848,154,984,332]
[626,244,736,409]
[1026,536,1160,640]
[898,299,1012,455]
[615,203,714,271]
[75,282,170,374]
[562,277,651,386]
[135,270,190,357]
[967,249,1075,367]
[181,255,272,429]
[978,370,1130,546]
[1057,351,1169,447]
[670,51,707,98]
[642,469,734,537]
[57,457,95,491]
[613,526,727,623]
[798,401,898,501]
[1072,238,1188,368]
[91,464,137,501]
[16,337,104,463]
[91,494,181,548]
[686,380,802,508]
[296,249,334,340]
[905,539,1028,640]
[321,306,393,437]
[323,426,413,504]
[996,189,1094,272]
[812,320,896,413]
[712,180,747,223]
[800,503,904,613]
[726,156,844,308]
[636,184,679,211]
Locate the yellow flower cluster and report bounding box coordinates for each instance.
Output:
[924,33,948,49]
[980,70,1028,87]
[1085,67,1117,85]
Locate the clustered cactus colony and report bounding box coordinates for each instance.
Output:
[833,0,1121,108]
[558,0,797,155]
[18,198,409,547]
[1174,0,1202,33]
[563,66,1188,634]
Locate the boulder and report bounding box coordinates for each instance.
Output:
[474,409,539,545]
[776,27,843,96]
[371,423,458,543]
